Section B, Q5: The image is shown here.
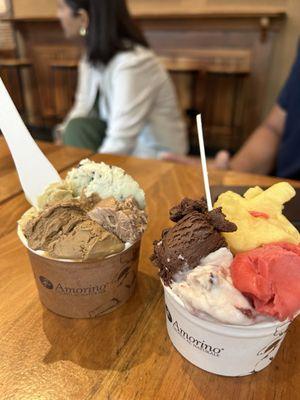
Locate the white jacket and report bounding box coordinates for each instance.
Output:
[62,46,188,158]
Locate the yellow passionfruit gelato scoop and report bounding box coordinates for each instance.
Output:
[214,182,300,254]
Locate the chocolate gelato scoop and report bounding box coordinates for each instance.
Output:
[88,196,147,243]
[151,198,237,285]
[169,198,208,222]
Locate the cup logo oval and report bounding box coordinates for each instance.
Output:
[39,276,54,290]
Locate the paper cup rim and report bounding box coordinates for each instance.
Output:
[17,225,139,264]
[163,282,288,332]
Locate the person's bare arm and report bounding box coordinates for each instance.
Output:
[160,104,286,173]
[229,105,286,175]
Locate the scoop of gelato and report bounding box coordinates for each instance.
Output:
[24,201,87,250]
[37,181,74,210]
[23,201,124,260]
[231,242,300,321]
[66,159,145,209]
[214,182,300,254]
[18,207,40,231]
[48,220,124,260]
[172,248,254,325]
[169,198,207,222]
[88,196,147,243]
[151,198,236,285]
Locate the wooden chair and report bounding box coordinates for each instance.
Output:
[202,50,251,152]
[160,55,207,152]
[50,60,78,122]
[160,49,251,153]
[0,58,32,121]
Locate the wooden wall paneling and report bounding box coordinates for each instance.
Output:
[12,0,56,19]
[128,1,287,16]
[16,21,81,125]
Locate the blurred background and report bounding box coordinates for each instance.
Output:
[0,0,298,156]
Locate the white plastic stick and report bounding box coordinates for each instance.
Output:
[0,78,61,206]
[196,114,213,211]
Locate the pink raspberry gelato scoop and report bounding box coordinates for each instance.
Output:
[231,242,300,321]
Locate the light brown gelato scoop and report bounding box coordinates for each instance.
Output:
[48,220,124,260]
[24,201,124,260]
[88,196,147,243]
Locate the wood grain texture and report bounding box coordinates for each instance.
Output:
[0,21,14,50]
[0,147,299,400]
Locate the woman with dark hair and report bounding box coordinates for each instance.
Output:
[56,0,188,158]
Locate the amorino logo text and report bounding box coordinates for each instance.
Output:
[172,321,224,357]
[55,282,110,296]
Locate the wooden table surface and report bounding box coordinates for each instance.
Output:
[0,137,299,400]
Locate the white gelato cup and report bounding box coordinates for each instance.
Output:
[164,285,290,377]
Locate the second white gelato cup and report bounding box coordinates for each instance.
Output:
[164,285,290,377]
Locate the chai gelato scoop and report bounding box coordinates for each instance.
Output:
[23,201,124,260]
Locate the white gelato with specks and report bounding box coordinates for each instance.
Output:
[172,248,254,325]
[66,159,145,209]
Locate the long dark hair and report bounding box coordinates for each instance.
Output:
[65,0,150,65]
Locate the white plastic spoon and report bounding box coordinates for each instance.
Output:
[0,78,61,207]
[196,114,213,211]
